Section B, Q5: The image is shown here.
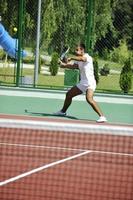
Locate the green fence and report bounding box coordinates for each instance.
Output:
[0,0,132,94]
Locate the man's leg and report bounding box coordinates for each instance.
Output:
[61,86,82,113]
[86,89,104,117]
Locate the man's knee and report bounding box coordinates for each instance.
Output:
[86,96,94,104]
[66,91,73,99]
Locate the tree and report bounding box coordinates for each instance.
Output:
[94,0,133,55]
[1,0,132,59]
[113,0,133,50]
[119,58,132,93]
[93,0,117,55]
[50,52,59,76]
[41,0,85,53]
[0,0,18,32]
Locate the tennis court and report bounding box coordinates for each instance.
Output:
[0,88,133,124]
[1,0,133,198]
[0,88,133,199]
[0,114,133,200]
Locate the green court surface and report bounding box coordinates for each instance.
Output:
[0,88,133,124]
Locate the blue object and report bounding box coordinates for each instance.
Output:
[0,23,27,59]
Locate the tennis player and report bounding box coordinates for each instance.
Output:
[54,43,107,122]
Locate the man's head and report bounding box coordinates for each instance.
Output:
[75,43,85,56]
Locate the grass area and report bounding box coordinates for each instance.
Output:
[0,64,133,94]
[0,66,16,84]
[98,59,123,71]
[97,75,120,91]
[38,74,64,87]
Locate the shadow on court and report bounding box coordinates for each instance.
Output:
[25,110,79,120]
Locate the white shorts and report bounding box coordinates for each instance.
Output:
[76,81,96,93]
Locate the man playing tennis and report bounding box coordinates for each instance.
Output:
[55,43,107,122]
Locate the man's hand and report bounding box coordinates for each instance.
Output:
[67,57,72,62]
[60,60,67,68]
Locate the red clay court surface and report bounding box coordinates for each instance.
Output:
[0,114,133,200]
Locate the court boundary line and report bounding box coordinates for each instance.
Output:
[0,113,133,127]
[0,142,133,187]
[0,142,85,152]
[0,150,91,186]
[1,142,133,157]
[0,89,133,104]
[0,118,133,136]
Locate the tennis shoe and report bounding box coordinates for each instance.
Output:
[53,110,66,116]
[96,116,107,123]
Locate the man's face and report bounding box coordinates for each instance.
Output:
[75,46,84,56]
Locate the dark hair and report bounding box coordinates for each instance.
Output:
[79,43,86,50]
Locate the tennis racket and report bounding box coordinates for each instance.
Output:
[60,46,70,63]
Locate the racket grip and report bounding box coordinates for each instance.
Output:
[61,56,68,63]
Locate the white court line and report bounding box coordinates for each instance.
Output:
[0,142,85,152]
[0,142,133,157]
[0,89,133,104]
[0,150,91,186]
[92,150,133,157]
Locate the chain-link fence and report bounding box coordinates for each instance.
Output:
[0,0,19,86]
[0,0,133,93]
[21,0,87,89]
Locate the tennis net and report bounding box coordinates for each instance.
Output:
[0,118,133,200]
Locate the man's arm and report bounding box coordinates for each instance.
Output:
[60,61,78,69]
[68,56,87,62]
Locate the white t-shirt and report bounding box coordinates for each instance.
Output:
[75,53,95,85]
